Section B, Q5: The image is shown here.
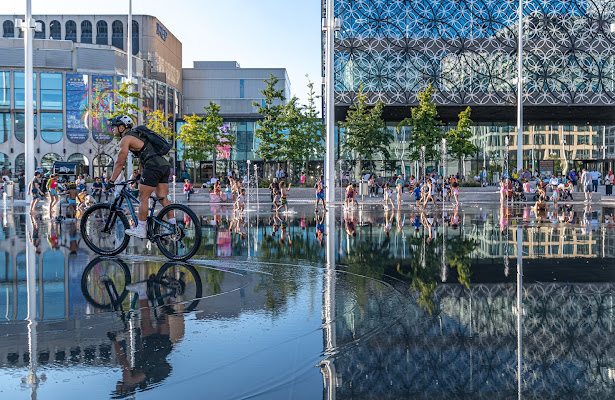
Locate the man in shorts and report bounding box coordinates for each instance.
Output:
[580,168,592,202]
[108,115,174,238]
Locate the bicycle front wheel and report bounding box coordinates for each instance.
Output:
[153,204,202,261]
[81,257,131,310]
[81,203,130,256]
[154,262,203,311]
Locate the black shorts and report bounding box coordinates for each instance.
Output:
[140,165,170,187]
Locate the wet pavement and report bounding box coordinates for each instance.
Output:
[1,201,615,399]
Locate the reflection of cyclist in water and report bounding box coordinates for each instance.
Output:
[109,302,185,398]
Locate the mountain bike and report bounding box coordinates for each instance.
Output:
[81,257,203,312]
[80,178,202,261]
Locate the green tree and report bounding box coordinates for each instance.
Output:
[446,106,478,175]
[89,88,117,177]
[399,84,443,162]
[253,74,286,164]
[339,85,390,176]
[111,82,141,124]
[284,77,325,175]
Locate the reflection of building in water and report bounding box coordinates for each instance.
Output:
[325,282,615,398]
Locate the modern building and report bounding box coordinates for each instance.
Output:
[181,61,290,180]
[0,14,182,177]
[327,0,615,176]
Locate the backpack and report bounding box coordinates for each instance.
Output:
[133,125,172,160]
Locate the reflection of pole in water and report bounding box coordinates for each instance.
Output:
[441,215,447,282]
[246,160,251,211]
[321,207,337,399]
[25,211,40,397]
[515,227,523,400]
[254,163,259,211]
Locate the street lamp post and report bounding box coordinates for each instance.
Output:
[323,0,341,204]
[516,0,524,174]
[16,1,39,203]
[126,0,134,176]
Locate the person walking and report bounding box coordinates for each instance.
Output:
[568,169,577,192]
[183,179,193,201]
[17,173,25,200]
[591,169,601,193]
[480,167,488,187]
[581,168,592,202]
[28,171,42,214]
[605,170,614,196]
[300,172,306,188]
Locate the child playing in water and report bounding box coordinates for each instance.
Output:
[451,181,460,205]
[277,181,291,212]
[396,182,403,208]
[236,188,246,212]
[383,183,395,209]
[62,183,79,219]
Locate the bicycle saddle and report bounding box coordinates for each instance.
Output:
[150,195,166,201]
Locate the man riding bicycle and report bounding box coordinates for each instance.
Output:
[108,115,175,239]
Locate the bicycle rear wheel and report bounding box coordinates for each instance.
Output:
[81,203,130,256]
[153,204,202,261]
[81,257,131,310]
[154,262,203,311]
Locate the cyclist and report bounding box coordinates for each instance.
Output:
[107,115,174,238]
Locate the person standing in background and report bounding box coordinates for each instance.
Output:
[605,170,614,196]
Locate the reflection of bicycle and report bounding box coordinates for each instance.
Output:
[80,178,202,261]
[81,257,203,312]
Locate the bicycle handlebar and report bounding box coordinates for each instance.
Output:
[114,178,138,187]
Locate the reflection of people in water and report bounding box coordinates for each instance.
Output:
[314,211,326,247]
[109,302,185,398]
[28,214,42,254]
[278,211,291,245]
[46,220,61,250]
[344,208,357,237]
[448,205,460,229]
[228,211,246,240]
[62,222,81,255]
[384,208,394,236]
[420,212,436,243]
[396,208,404,232]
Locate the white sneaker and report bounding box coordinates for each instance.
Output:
[126,225,147,239]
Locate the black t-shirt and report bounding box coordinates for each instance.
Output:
[31,177,41,193]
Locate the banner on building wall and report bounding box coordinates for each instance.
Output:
[66,74,89,144]
[217,124,231,160]
[91,76,113,139]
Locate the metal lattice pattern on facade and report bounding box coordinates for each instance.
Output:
[332,0,615,107]
[326,282,615,398]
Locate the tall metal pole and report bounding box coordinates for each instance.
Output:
[22,0,35,202]
[324,0,336,204]
[126,0,134,177]
[516,226,523,400]
[516,0,524,173]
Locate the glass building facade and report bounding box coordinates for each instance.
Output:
[0,70,181,176]
[329,0,615,176]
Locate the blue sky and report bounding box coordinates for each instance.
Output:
[0,0,322,108]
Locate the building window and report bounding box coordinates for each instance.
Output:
[67,153,89,175]
[65,20,77,42]
[15,153,38,173]
[14,112,38,143]
[3,20,14,38]
[49,20,61,40]
[240,79,244,98]
[41,153,62,173]
[578,135,590,145]
[0,153,10,172]
[93,154,113,178]
[534,134,546,145]
[112,20,123,50]
[40,73,62,110]
[81,20,92,43]
[0,71,9,109]
[96,21,108,45]
[14,72,37,109]
[40,113,63,143]
[132,20,139,55]
[34,20,45,39]
[0,114,10,143]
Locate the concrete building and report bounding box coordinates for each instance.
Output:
[0,14,182,177]
[181,61,290,180]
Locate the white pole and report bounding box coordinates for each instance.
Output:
[324,0,336,204]
[126,0,134,176]
[516,0,524,173]
[22,0,35,203]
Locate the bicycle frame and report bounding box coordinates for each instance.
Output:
[101,181,175,240]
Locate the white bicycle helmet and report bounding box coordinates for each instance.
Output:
[109,115,134,128]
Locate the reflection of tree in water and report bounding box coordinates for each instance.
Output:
[204,267,224,296]
[396,233,478,314]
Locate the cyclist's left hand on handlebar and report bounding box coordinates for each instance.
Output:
[107,182,115,190]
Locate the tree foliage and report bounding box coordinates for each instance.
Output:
[111,82,141,125]
[446,106,478,163]
[339,85,391,173]
[253,74,286,162]
[399,84,443,161]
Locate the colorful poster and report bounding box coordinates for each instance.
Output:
[217,124,231,160]
[65,74,89,144]
[91,75,114,138]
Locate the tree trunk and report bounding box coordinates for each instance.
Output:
[212,148,217,179]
